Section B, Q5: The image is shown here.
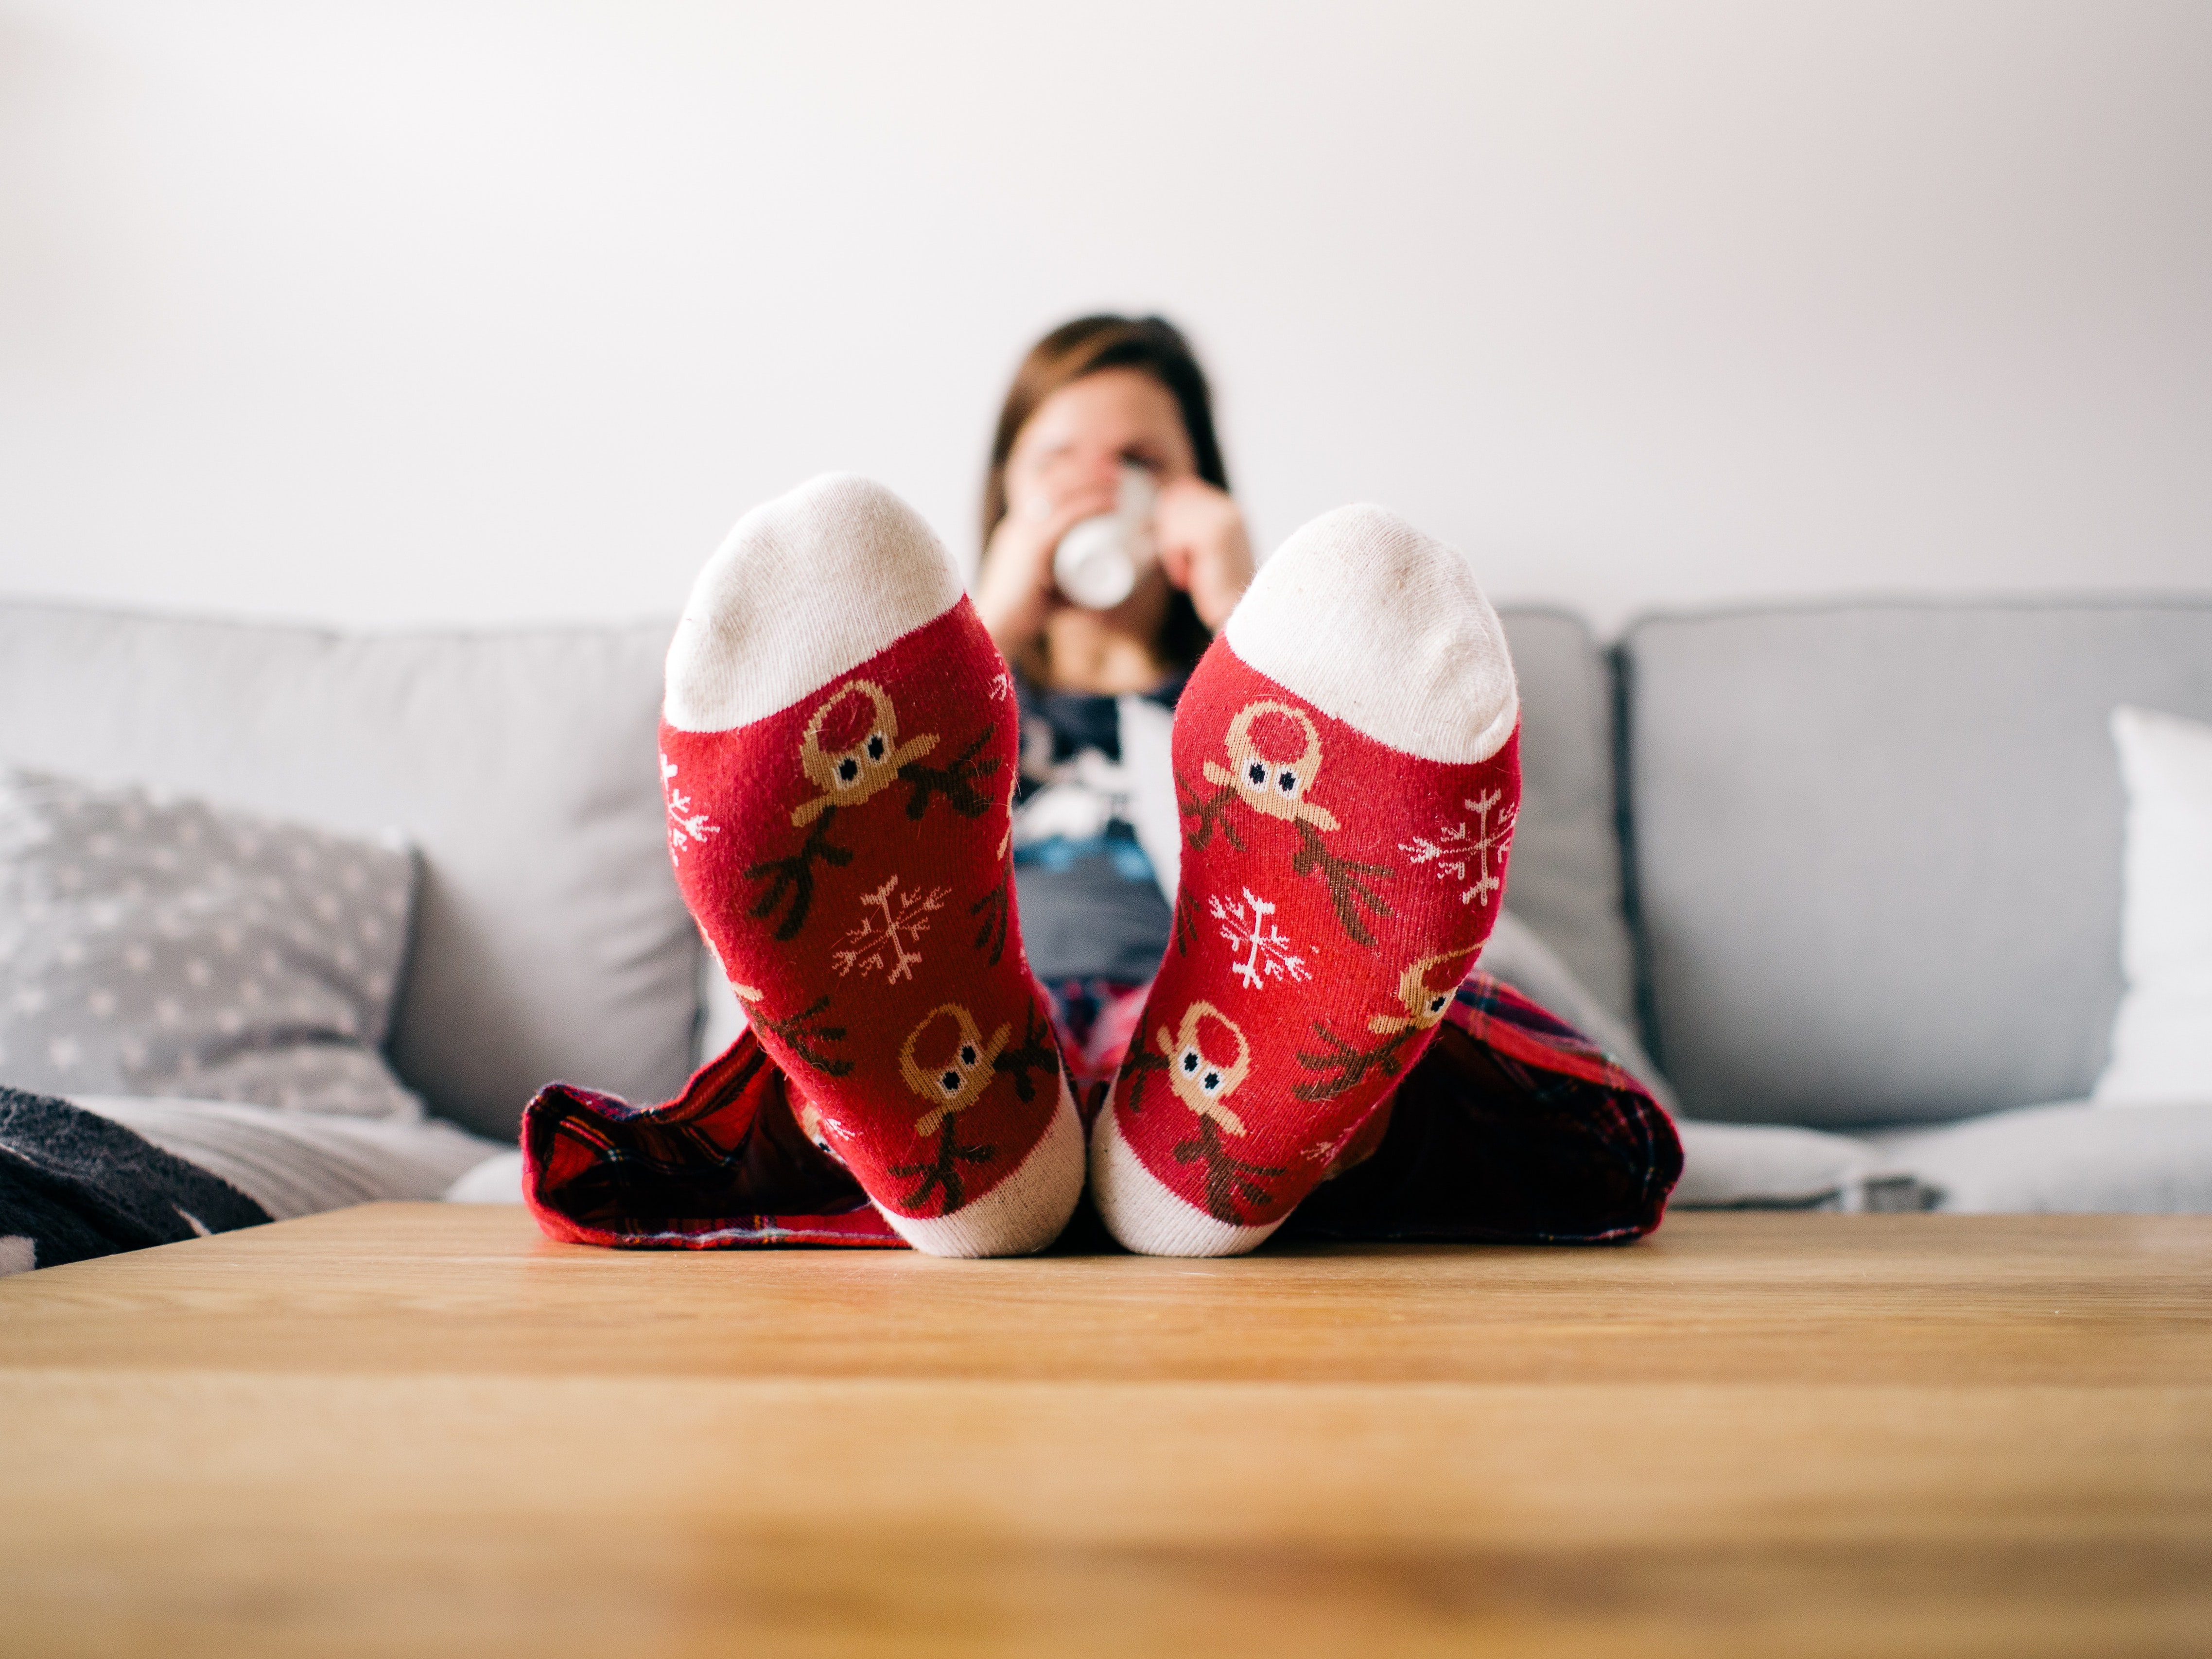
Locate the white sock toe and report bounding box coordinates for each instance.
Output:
[1224,505,1517,764]
[664,473,964,734]
[1089,1106,1282,1257]
[888,1072,1087,1257]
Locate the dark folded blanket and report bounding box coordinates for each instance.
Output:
[0,1086,269,1274]
[523,972,1682,1251]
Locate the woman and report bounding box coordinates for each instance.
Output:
[974,315,1251,690]
[970,318,1253,1071]
[521,315,1681,1258]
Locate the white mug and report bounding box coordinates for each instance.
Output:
[1052,466,1158,611]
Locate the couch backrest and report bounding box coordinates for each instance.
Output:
[0,602,698,1138]
[1493,607,1638,1029]
[1621,599,2212,1126]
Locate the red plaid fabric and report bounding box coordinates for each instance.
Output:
[522,969,1681,1250]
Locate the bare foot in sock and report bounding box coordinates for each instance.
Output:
[661,474,1083,1256]
[1089,506,1522,1256]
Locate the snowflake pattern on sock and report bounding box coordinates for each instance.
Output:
[661,753,721,862]
[1209,887,1311,990]
[1399,788,1516,909]
[832,875,949,985]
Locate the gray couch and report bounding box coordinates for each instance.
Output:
[3,593,2209,1214]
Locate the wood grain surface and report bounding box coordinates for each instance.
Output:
[3,1205,2208,1657]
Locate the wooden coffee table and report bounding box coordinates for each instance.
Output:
[3,1205,2208,1656]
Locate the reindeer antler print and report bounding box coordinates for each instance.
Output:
[1203,701,1340,830]
[1171,1117,1288,1224]
[1291,1020,1417,1102]
[755,993,855,1078]
[897,1003,1011,1139]
[1157,1000,1253,1137]
[791,680,938,827]
[891,1119,999,1215]
[1171,881,1202,958]
[744,810,854,941]
[991,999,1061,1103]
[969,861,1013,965]
[1176,766,1246,853]
[1289,821,1392,945]
[1293,947,1473,1100]
[902,724,1002,821]
[1119,1043,1171,1114]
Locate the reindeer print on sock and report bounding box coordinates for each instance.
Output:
[791,680,937,825]
[1157,1000,1254,1136]
[898,1004,1011,1139]
[1293,947,1473,1101]
[1205,700,1339,829]
[891,1003,1011,1213]
[1144,1000,1286,1223]
[1183,699,1393,944]
[746,679,1003,941]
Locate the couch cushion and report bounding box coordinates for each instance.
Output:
[1493,607,1636,1028]
[1622,600,2212,1125]
[0,765,423,1118]
[1669,1119,1880,1210]
[2095,705,2212,1105]
[1868,1100,2212,1213]
[0,603,696,1138]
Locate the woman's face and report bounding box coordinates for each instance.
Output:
[1002,367,1197,520]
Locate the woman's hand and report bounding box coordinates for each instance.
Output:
[1152,476,1254,631]
[974,482,1120,658]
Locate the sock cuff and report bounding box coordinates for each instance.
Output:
[1224,505,1518,765]
[665,474,964,733]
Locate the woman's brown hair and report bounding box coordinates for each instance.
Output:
[981,314,1228,670]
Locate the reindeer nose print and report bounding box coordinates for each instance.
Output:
[792,681,940,826]
[1367,948,1477,1037]
[1203,700,1340,831]
[899,1003,1012,1137]
[1156,1000,1254,1133]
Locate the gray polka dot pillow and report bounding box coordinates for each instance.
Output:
[0,767,424,1119]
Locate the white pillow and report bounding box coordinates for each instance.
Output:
[2094,706,2212,1107]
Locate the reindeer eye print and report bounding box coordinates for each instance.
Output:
[959,1044,977,1065]
[1276,769,1298,794]
[1202,1069,1222,1092]
[1429,995,1448,1014]
[836,757,860,784]
[866,733,886,760]
[1246,761,1267,786]
[1181,1050,1200,1074]
[939,1069,961,1094]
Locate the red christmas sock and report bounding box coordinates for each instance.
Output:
[1090,506,1522,1256]
[661,474,1082,1256]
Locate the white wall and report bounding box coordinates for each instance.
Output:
[2,0,2206,636]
